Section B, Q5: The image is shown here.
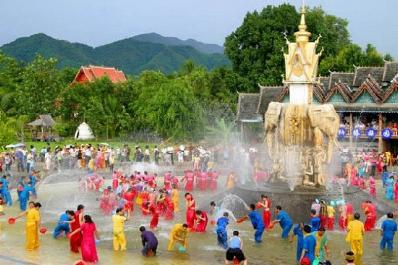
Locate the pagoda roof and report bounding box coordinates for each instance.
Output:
[237,62,398,121]
[382,62,398,82]
[73,65,127,84]
[352,66,384,87]
[256,85,284,115]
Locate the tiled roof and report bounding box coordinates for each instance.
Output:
[382,62,398,82]
[330,72,355,87]
[318,77,330,91]
[256,85,283,115]
[74,65,127,84]
[28,115,55,127]
[237,93,262,122]
[353,67,384,87]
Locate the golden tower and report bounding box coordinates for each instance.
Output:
[283,5,322,104]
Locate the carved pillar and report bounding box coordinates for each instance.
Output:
[378,113,383,152]
[349,112,353,149]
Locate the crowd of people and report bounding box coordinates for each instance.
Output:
[1,142,398,265]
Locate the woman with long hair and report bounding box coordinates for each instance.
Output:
[69,215,100,264]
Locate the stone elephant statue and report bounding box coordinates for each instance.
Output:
[307,104,340,163]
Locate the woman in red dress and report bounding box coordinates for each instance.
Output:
[184,170,194,191]
[163,196,174,220]
[197,172,207,191]
[209,171,219,191]
[257,195,271,229]
[70,204,84,253]
[194,210,208,232]
[123,188,136,218]
[185,193,196,230]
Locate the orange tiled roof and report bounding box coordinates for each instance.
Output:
[74,65,127,84]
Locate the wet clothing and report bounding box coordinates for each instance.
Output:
[53,213,71,238]
[380,219,397,250]
[26,208,40,250]
[303,233,316,264]
[112,215,127,251]
[248,210,264,242]
[346,220,365,256]
[168,224,188,251]
[293,224,304,262]
[311,216,321,232]
[141,230,158,256]
[276,210,293,239]
[80,222,98,263]
[19,185,32,211]
[216,216,229,249]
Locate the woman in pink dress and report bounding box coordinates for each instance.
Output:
[69,215,100,264]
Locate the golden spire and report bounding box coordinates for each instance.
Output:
[294,2,311,43]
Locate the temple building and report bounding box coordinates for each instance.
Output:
[72,65,127,84]
[237,61,398,153]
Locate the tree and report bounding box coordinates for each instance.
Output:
[0,52,24,115]
[206,118,236,146]
[16,55,63,117]
[134,79,204,140]
[224,4,361,87]
[319,44,385,74]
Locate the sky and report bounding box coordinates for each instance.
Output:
[1,0,397,57]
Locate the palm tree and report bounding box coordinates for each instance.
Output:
[206,118,236,146]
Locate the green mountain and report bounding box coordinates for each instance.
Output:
[132,32,224,54]
[0,33,230,75]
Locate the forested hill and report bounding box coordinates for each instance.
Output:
[0,33,230,74]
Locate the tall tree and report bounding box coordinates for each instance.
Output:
[225,4,354,86]
[16,55,63,117]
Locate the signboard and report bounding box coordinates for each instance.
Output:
[352,128,361,139]
[382,128,393,140]
[366,128,377,140]
[338,127,346,138]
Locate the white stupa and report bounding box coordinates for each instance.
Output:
[74,122,95,140]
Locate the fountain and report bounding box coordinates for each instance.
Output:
[226,6,395,222]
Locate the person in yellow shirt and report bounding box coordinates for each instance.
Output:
[226,172,236,190]
[326,203,335,230]
[171,184,179,213]
[168,223,188,251]
[346,213,365,265]
[112,207,127,251]
[14,201,41,250]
